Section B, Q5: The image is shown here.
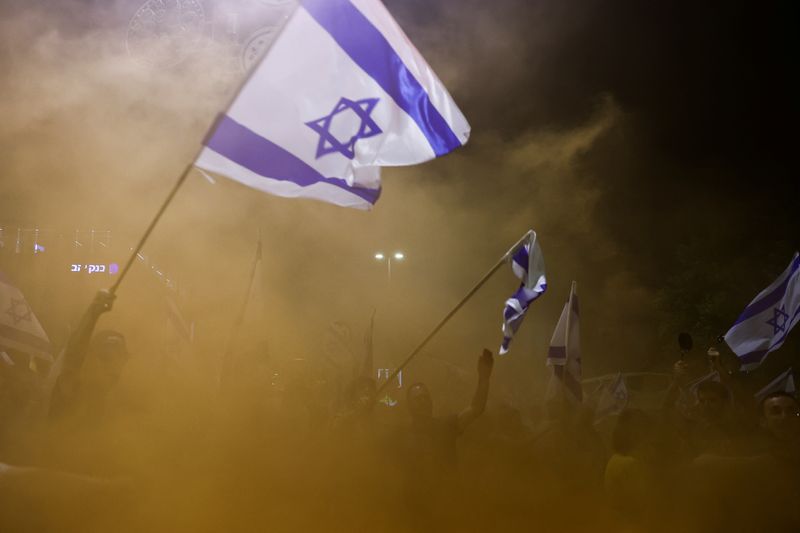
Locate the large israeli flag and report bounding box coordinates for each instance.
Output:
[724,252,800,371]
[195,0,470,209]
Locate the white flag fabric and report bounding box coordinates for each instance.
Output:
[195,0,470,209]
[754,368,796,404]
[546,281,582,402]
[0,270,51,362]
[724,252,800,370]
[499,231,547,354]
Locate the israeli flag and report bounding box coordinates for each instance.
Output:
[724,252,800,371]
[195,0,470,209]
[754,368,795,404]
[499,231,547,355]
[595,373,629,420]
[546,281,582,402]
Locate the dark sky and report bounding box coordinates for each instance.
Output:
[390,0,800,290]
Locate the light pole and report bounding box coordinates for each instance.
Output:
[374,251,405,282]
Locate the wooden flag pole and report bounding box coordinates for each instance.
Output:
[376,230,533,396]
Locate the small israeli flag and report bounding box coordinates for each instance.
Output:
[595,373,629,420]
[754,368,795,404]
[499,231,547,355]
[195,0,470,209]
[546,281,582,402]
[724,252,800,371]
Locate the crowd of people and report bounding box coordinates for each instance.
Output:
[1,290,799,533]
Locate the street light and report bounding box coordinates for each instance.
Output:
[374,250,404,281]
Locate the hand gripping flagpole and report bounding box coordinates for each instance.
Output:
[376,230,534,396]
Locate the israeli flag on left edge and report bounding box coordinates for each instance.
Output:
[724,252,800,371]
[0,270,52,362]
[499,231,547,355]
[195,0,470,210]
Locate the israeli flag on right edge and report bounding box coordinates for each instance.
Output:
[499,231,547,355]
[724,252,800,371]
[196,0,470,210]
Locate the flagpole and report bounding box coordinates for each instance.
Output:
[108,158,200,295]
[219,232,263,393]
[376,230,533,396]
[108,15,288,297]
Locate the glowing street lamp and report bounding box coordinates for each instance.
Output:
[374,250,405,281]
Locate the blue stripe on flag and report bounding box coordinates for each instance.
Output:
[302,0,462,157]
[205,115,381,205]
[733,255,800,326]
[548,346,566,359]
[740,349,768,366]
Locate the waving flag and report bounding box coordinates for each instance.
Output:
[499,231,547,354]
[546,282,582,402]
[595,373,629,420]
[0,270,51,362]
[724,252,800,370]
[195,0,470,210]
[754,368,796,404]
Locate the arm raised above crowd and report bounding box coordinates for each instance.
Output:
[457,349,494,433]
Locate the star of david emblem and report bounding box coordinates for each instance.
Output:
[6,298,32,325]
[305,97,382,160]
[766,305,789,335]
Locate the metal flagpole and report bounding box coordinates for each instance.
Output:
[108,158,200,295]
[376,230,534,396]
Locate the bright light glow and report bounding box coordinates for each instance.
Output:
[394,252,405,260]
[374,252,385,260]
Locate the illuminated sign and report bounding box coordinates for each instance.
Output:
[70,263,119,275]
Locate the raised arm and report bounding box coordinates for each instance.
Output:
[48,290,115,419]
[457,349,494,433]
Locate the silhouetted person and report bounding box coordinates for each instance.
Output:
[604,409,665,525]
[48,290,129,422]
[398,349,493,530]
[685,380,746,456]
[756,391,800,527]
[331,376,377,435]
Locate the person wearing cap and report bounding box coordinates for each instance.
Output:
[47,290,129,422]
